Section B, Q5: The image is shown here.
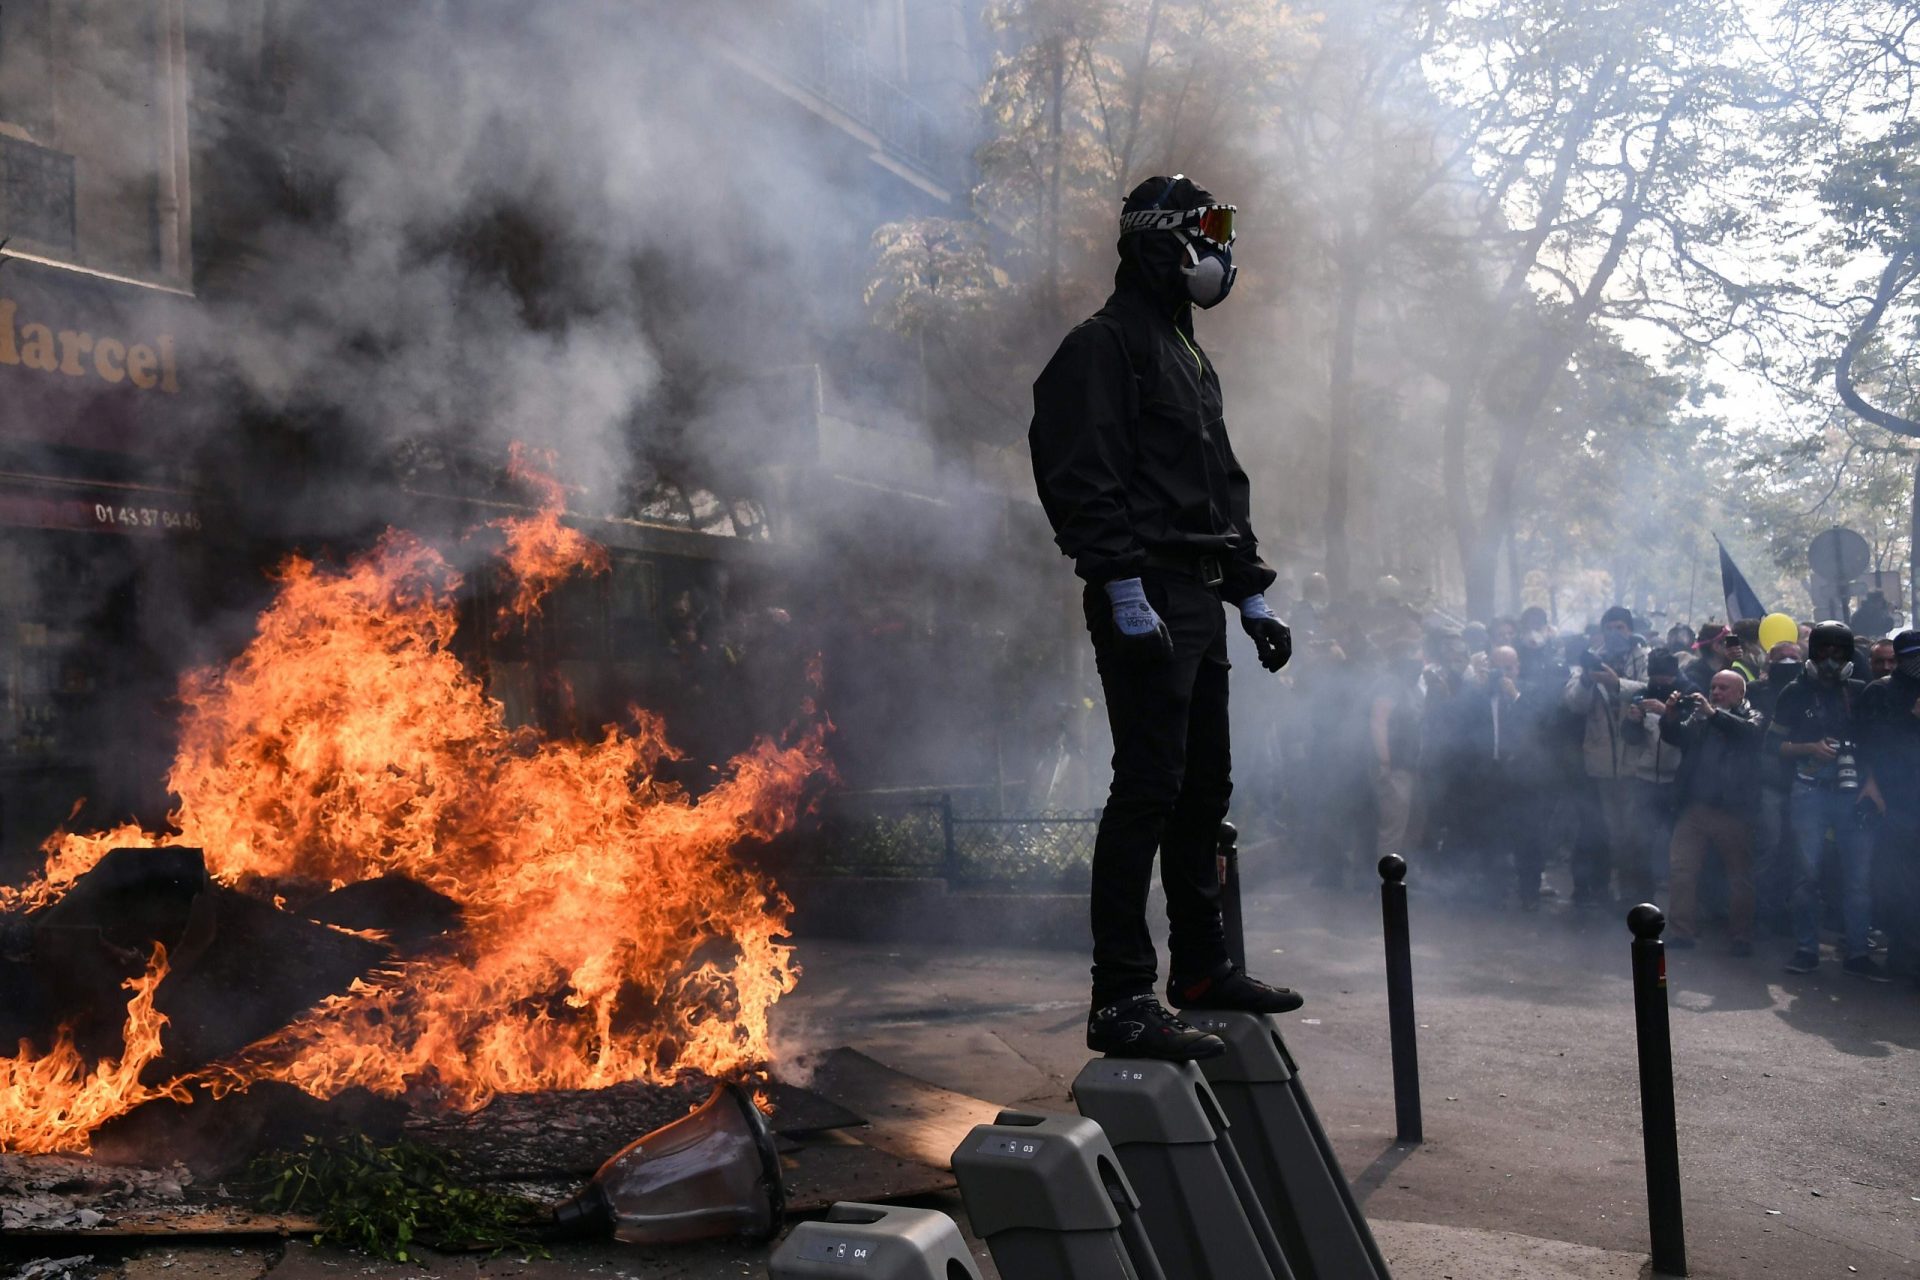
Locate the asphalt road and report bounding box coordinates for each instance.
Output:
[777,881,1920,1279]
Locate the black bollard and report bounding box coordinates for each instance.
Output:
[1219,821,1247,972]
[1628,903,1688,1276]
[1377,855,1422,1144]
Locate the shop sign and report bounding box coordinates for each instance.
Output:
[0,256,196,455]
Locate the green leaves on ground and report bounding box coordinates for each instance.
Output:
[252,1134,547,1262]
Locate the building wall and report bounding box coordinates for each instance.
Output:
[0,0,190,287]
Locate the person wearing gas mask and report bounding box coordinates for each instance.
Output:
[1768,621,1888,978]
[1859,630,1920,985]
[1029,174,1300,1061]
[1659,671,1765,952]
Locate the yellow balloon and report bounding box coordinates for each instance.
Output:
[1758,612,1798,650]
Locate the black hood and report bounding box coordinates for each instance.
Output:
[1116,174,1221,312]
[1116,235,1200,313]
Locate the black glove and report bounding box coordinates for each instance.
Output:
[1238,594,1292,672]
[1105,577,1174,663]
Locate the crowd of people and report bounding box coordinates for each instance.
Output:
[1270,580,1920,988]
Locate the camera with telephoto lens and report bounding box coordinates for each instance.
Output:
[1834,740,1861,792]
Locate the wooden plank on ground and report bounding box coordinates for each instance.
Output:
[778,1129,956,1213]
[7,1206,321,1237]
[802,1047,1002,1172]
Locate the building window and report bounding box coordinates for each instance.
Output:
[0,0,191,287]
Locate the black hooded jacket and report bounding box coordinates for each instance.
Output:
[1028,270,1276,603]
[1860,672,1920,816]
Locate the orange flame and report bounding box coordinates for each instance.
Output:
[1,461,824,1151]
[488,443,609,627]
[1,948,188,1154]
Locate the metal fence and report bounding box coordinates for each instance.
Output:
[1,134,77,251]
[780,788,1100,890]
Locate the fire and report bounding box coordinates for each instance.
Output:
[1,948,188,1154]
[0,461,824,1152]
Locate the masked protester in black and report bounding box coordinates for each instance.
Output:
[1769,621,1888,977]
[1858,630,1920,984]
[1029,174,1300,1061]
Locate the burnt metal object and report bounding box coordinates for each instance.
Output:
[551,1083,784,1245]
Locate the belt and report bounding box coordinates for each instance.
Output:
[1141,553,1225,588]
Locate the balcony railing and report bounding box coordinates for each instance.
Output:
[752,6,966,191]
[0,133,76,252]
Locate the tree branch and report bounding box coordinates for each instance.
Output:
[1836,246,1920,437]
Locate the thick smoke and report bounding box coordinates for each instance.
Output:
[184,2,912,522]
[3,0,1078,856]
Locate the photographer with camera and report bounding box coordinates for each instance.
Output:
[1768,621,1888,979]
[1658,671,1765,953]
[1563,607,1652,906]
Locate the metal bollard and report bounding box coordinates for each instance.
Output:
[771,1202,982,1279]
[1628,903,1688,1276]
[1378,854,1423,1144]
[1218,820,1247,972]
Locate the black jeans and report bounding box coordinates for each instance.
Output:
[1083,571,1231,1004]
[1876,810,1920,980]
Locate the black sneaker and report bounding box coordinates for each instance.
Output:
[1783,949,1819,974]
[1169,965,1306,1015]
[1087,995,1225,1061]
[1842,955,1892,983]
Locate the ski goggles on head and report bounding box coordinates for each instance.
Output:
[1118,203,1237,246]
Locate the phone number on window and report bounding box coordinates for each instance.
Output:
[94,503,203,531]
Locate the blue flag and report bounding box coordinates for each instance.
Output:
[1716,535,1766,622]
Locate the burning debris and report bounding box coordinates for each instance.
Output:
[0,453,828,1159]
